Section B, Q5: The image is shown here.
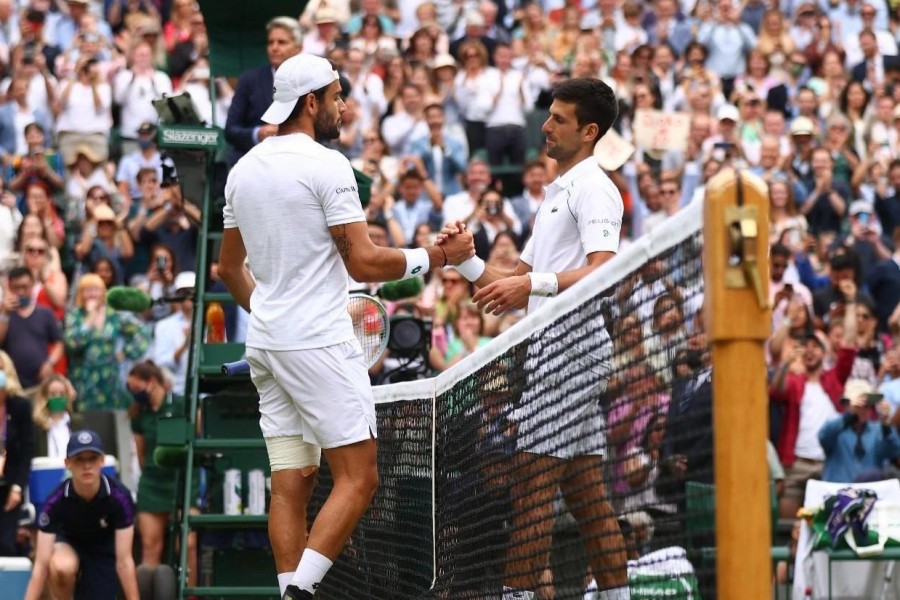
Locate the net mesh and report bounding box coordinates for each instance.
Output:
[310,200,714,599]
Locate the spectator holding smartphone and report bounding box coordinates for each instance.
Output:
[819,379,900,483]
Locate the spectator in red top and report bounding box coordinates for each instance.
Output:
[770,279,859,519]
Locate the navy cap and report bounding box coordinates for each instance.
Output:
[67,430,104,457]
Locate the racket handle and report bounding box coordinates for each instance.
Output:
[222,359,250,376]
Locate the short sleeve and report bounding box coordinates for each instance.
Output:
[37,490,63,534]
[314,154,366,227]
[112,483,136,529]
[519,236,535,268]
[572,176,623,255]
[223,172,237,229]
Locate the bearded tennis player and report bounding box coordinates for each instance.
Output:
[218,53,475,600]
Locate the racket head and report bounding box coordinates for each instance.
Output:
[348,293,390,369]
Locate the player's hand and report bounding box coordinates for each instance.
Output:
[435,220,468,246]
[440,223,475,265]
[473,275,530,315]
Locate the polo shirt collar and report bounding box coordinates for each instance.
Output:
[545,156,596,196]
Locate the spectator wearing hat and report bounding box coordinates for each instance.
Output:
[65,273,150,411]
[842,200,891,279]
[700,104,745,164]
[54,55,112,166]
[73,200,133,283]
[65,144,114,220]
[304,7,344,58]
[300,0,351,32]
[113,40,171,153]
[224,16,301,167]
[770,283,857,518]
[23,429,139,600]
[116,121,161,209]
[819,379,900,483]
[150,271,195,395]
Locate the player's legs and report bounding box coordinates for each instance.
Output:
[504,452,567,595]
[560,455,628,591]
[305,437,379,559]
[48,542,80,599]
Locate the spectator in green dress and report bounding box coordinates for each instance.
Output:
[64,273,150,410]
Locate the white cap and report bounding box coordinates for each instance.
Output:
[174,271,196,292]
[849,199,873,216]
[716,104,740,122]
[261,54,339,125]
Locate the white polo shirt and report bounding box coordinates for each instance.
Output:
[520,156,623,313]
[224,133,366,351]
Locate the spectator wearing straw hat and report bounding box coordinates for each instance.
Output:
[303,8,344,58]
[819,379,900,483]
[73,202,133,283]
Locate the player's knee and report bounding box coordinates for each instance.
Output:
[49,549,79,582]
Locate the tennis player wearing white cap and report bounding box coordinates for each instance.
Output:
[218,53,475,600]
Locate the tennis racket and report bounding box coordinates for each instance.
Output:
[221,293,390,375]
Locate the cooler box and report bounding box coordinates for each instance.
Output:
[29,456,119,516]
[0,557,32,599]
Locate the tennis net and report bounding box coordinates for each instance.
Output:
[311,198,713,599]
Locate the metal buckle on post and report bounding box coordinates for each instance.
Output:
[724,204,770,309]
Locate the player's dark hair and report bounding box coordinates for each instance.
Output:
[286,86,329,124]
[551,78,618,143]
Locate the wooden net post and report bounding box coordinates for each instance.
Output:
[703,168,772,599]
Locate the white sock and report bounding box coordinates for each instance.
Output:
[584,578,599,600]
[277,572,293,595]
[598,586,631,600]
[290,548,333,592]
[502,587,534,600]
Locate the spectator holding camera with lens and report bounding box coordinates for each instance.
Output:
[134,169,200,277]
[819,379,900,483]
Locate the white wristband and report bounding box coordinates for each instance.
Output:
[455,256,486,282]
[400,247,430,279]
[527,272,558,297]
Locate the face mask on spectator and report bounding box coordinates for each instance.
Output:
[0,372,7,390]
[47,396,67,413]
[138,139,154,150]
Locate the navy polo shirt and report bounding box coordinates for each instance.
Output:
[38,474,135,557]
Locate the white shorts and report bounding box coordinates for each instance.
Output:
[246,341,377,449]
[511,323,612,460]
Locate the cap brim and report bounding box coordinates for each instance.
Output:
[261,99,298,125]
[68,446,104,457]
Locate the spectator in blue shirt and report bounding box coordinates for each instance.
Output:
[819,379,900,483]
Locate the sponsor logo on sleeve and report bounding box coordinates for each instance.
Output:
[335,185,358,194]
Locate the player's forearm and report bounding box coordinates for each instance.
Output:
[24,562,48,600]
[353,245,445,283]
[117,558,140,600]
[473,263,518,288]
[219,264,255,314]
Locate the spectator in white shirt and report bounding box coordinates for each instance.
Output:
[382,82,429,156]
[116,121,162,209]
[483,43,531,167]
[453,39,493,155]
[113,40,172,155]
[303,7,344,58]
[54,56,112,165]
[151,271,195,395]
[342,47,387,133]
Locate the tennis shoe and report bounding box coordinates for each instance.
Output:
[282,585,315,599]
[502,590,535,600]
[583,578,599,600]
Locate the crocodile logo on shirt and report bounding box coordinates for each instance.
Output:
[550,206,559,213]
